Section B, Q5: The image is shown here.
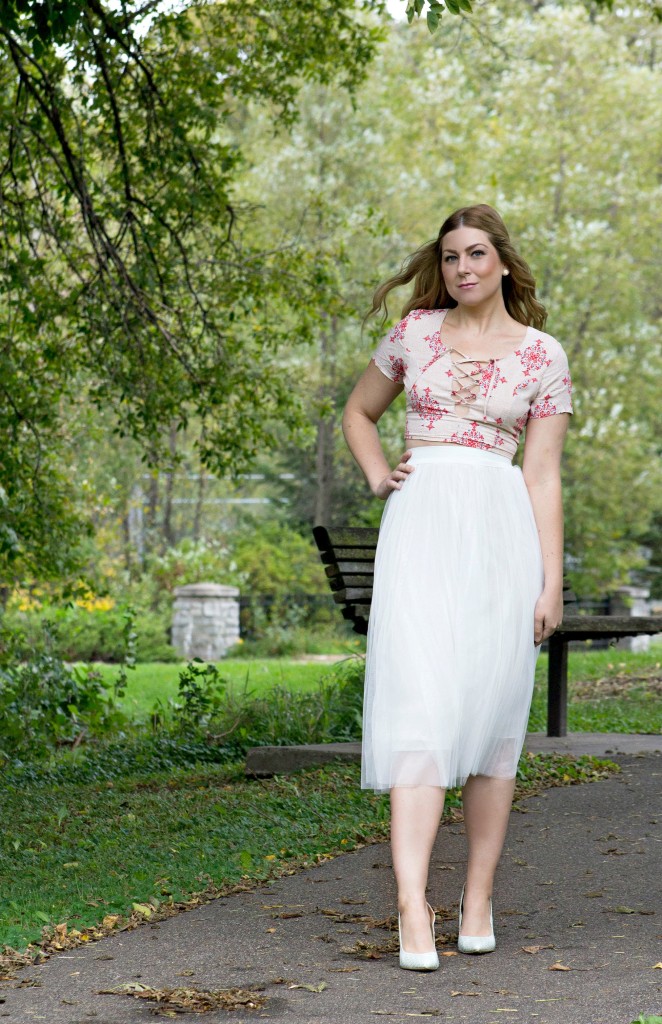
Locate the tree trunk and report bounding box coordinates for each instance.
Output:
[162,423,178,549]
[193,470,206,541]
[313,315,338,526]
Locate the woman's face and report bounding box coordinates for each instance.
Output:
[440,227,506,307]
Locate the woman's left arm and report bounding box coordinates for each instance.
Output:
[521,413,571,646]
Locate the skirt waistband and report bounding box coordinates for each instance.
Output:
[406,444,514,469]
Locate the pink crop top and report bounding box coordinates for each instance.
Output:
[372,308,573,461]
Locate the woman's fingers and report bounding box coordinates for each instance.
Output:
[534,616,562,645]
[389,452,415,489]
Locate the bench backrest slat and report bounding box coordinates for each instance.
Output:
[314,524,585,637]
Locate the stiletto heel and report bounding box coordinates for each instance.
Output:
[457,885,495,954]
[398,902,440,971]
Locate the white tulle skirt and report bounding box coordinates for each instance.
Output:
[362,445,544,793]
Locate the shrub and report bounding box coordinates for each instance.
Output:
[157,654,365,753]
[1,606,177,663]
[0,622,128,762]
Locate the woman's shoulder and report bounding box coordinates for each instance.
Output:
[524,325,570,364]
[396,307,445,333]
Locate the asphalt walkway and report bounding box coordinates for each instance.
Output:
[2,752,661,1024]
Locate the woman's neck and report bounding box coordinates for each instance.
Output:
[445,300,513,336]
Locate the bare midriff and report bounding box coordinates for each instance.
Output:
[404,438,511,457]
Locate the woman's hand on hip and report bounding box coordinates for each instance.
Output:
[533,587,564,646]
[371,450,415,500]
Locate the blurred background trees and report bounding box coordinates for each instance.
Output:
[1,0,661,641]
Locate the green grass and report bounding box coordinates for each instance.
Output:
[95,658,344,721]
[99,645,662,733]
[529,644,662,733]
[1,647,657,962]
[0,754,617,958]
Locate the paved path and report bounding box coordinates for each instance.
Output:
[2,753,661,1024]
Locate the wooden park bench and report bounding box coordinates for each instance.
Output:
[313,525,662,738]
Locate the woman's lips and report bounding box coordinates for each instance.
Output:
[458,282,476,289]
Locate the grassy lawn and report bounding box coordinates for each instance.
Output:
[529,643,662,733]
[97,644,662,732]
[2,644,658,963]
[0,754,616,959]
[96,658,345,721]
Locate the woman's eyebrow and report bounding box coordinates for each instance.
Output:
[441,242,487,254]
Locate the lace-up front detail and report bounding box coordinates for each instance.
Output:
[449,348,497,419]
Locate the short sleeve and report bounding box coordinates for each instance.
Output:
[371,318,408,384]
[529,344,573,419]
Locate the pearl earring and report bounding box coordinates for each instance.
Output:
[502,269,509,276]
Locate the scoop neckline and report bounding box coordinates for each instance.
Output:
[438,308,533,362]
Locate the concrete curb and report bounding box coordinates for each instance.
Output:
[245,733,662,776]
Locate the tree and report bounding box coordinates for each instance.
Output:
[233,4,662,592]
[0,0,386,585]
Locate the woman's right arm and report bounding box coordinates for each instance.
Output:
[342,361,415,500]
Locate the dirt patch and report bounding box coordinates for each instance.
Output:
[571,667,662,701]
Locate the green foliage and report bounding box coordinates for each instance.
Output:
[0,0,386,581]
[158,655,366,753]
[401,0,661,31]
[0,623,128,762]
[235,4,662,593]
[165,660,228,733]
[5,735,235,788]
[2,606,177,663]
[0,751,617,954]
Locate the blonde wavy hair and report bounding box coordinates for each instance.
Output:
[367,204,547,330]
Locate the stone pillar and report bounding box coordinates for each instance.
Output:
[611,585,651,652]
[171,583,240,661]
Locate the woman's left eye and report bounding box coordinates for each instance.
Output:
[471,249,485,257]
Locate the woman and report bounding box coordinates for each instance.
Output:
[342,204,572,971]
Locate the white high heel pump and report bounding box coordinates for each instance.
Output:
[457,885,496,954]
[398,902,440,971]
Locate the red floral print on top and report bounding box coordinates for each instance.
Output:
[371,308,573,460]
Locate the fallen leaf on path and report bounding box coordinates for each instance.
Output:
[98,983,267,1012]
[329,966,361,972]
[440,951,458,957]
[341,937,397,959]
[272,912,304,919]
[605,905,656,916]
[653,962,662,969]
[319,908,393,929]
[287,982,327,993]
[549,963,572,971]
[341,898,367,905]
[451,991,480,996]
[131,903,153,918]
[521,945,553,955]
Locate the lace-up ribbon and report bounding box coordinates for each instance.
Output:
[449,347,497,419]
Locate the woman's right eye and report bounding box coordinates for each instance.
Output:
[443,255,457,263]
